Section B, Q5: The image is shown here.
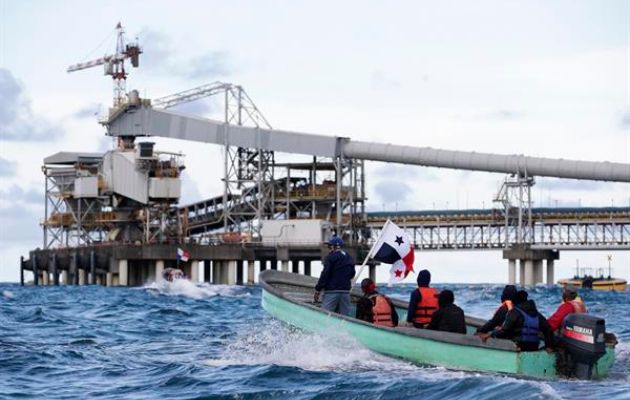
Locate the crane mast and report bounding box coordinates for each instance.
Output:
[67,22,141,107]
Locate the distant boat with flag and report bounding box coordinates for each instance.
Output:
[558,256,627,291]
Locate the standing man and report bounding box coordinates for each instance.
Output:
[314,236,356,316]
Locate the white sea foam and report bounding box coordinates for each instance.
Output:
[2,290,14,299]
[144,280,248,299]
[206,320,422,374]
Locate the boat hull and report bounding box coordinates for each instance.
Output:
[558,278,627,291]
[260,271,616,379]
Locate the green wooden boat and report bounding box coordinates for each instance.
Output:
[260,270,617,380]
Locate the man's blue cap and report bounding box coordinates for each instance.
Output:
[325,236,344,247]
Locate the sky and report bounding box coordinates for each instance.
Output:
[0,0,629,283]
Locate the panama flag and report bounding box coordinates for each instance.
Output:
[369,220,414,282]
[176,248,190,262]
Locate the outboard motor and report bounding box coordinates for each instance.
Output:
[558,314,606,379]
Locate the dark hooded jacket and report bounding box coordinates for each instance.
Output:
[315,250,356,292]
[476,285,517,334]
[492,300,554,351]
[427,303,466,334]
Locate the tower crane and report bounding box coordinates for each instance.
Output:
[67,22,141,107]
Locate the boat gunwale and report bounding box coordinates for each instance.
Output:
[259,270,521,352]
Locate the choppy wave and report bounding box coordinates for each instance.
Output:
[1,282,628,399]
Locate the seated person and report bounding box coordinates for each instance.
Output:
[476,285,517,334]
[406,269,439,328]
[547,286,587,333]
[427,290,466,334]
[479,290,554,352]
[356,278,399,327]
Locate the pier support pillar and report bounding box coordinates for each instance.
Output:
[247,261,255,285]
[524,260,535,286]
[534,260,544,284]
[369,264,376,283]
[546,259,555,285]
[155,260,165,282]
[508,259,516,284]
[42,270,49,285]
[212,261,222,284]
[51,254,59,286]
[78,268,86,285]
[106,272,113,287]
[190,260,200,283]
[20,256,24,286]
[71,253,78,285]
[271,260,278,271]
[224,261,237,285]
[304,260,311,276]
[260,260,267,272]
[89,251,96,285]
[118,259,128,286]
[204,260,211,283]
[32,257,39,286]
[281,260,289,272]
[236,260,244,285]
[61,270,68,285]
[519,260,525,285]
[292,261,300,274]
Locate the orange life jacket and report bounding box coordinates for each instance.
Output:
[370,294,395,327]
[413,287,439,326]
[569,298,587,314]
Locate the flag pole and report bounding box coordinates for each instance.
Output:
[352,219,391,286]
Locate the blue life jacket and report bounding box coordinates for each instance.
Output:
[513,307,540,344]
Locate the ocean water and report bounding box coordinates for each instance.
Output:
[1,280,629,400]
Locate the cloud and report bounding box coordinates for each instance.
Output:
[488,110,523,120]
[535,178,603,191]
[373,163,439,182]
[0,185,43,247]
[170,100,213,116]
[373,179,414,205]
[178,172,202,206]
[0,204,41,245]
[371,70,401,89]
[620,111,630,130]
[138,28,234,80]
[0,185,42,206]
[73,103,102,119]
[185,51,233,79]
[0,158,16,177]
[0,68,63,142]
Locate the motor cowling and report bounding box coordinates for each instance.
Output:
[559,314,606,379]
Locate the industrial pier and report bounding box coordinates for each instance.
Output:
[19,24,630,287]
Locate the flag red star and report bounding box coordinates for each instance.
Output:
[394,269,403,277]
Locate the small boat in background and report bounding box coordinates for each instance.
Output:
[558,257,627,291]
[162,267,186,282]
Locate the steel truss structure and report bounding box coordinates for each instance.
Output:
[43,161,109,248]
[367,208,630,250]
[157,82,367,243]
[155,82,274,237]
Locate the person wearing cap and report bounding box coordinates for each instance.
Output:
[479,290,554,352]
[427,289,466,334]
[475,285,518,334]
[547,286,587,333]
[355,278,399,327]
[406,269,439,328]
[314,236,356,316]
